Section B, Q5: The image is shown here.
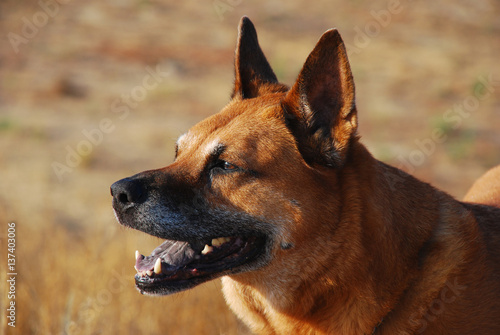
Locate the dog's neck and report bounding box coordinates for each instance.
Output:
[222,142,476,334]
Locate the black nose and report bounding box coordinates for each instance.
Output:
[110,177,146,210]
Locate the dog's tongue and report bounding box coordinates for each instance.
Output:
[135,239,198,272]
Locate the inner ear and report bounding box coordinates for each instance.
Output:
[307,68,346,134]
[232,16,279,99]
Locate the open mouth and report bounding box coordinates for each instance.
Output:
[134,235,267,295]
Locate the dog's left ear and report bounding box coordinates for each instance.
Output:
[282,29,358,168]
[232,16,279,99]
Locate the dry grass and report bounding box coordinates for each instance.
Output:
[0,0,499,334]
[1,221,243,335]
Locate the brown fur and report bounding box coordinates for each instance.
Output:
[112,17,500,334]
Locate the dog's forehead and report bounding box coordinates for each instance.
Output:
[177,97,287,153]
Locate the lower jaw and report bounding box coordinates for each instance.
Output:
[135,274,213,296]
[135,258,268,296]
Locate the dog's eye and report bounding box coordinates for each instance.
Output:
[223,161,238,171]
[212,160,238,172]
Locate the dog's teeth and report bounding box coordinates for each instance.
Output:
[211,238,222,247]
[134,265,138,272]
[201,244,213,255]
[135,250,140,260]
[211,237,231,247]
[146,270,153,276]
[154,258,162,274]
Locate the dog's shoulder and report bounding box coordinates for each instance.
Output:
[464,165,500,207]
[463,202,500,262]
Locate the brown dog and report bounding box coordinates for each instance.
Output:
[111,17,500,334]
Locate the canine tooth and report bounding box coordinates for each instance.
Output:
[202,244,213,255]
[154,258,162,274]
[135,250,140,260]
[146,270,153,276]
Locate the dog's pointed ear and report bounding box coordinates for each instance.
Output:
[282,29,357,168]
[232,16,279,99]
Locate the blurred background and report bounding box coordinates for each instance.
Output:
[0,0,499,334]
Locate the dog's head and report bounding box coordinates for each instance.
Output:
[111,17,358,296]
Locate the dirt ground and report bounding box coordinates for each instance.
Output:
[0,0,499,334]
